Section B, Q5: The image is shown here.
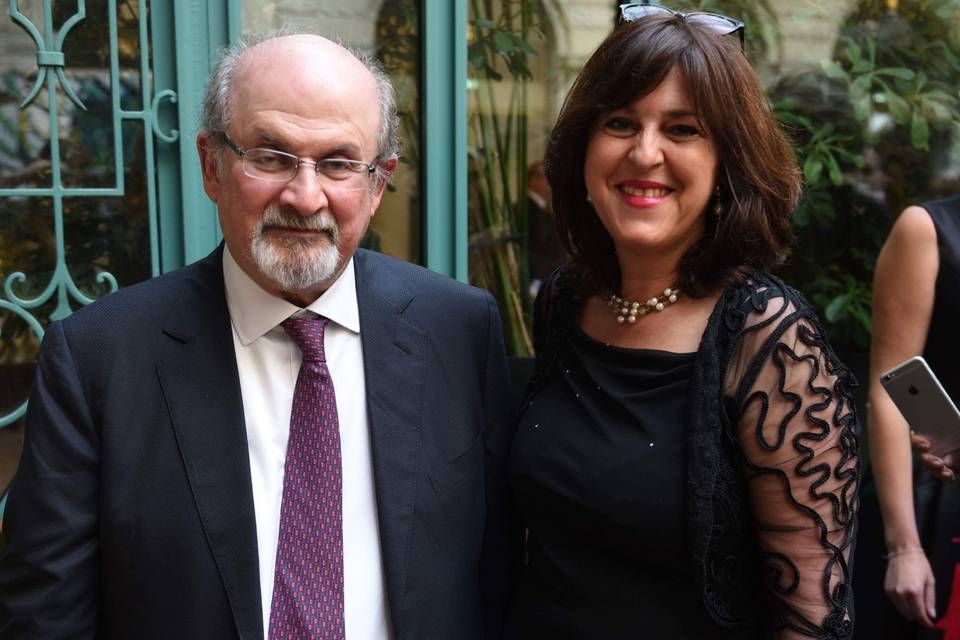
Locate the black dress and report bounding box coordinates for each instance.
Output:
[506,329,754,639]
[915,195,960,636]
[505,270,861,639]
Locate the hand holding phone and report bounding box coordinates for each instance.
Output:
[881,356,960,458]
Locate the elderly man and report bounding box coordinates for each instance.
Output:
[0,34,515,639]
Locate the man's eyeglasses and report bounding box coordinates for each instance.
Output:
[618,4,745,49]
[216,132,378,192]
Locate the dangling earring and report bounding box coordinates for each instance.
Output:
[586,193,593,205]
[713,186,723,238]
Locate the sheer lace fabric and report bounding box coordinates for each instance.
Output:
[527,270,861,638]
[725,290,860,638]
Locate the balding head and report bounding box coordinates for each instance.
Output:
[200,32,399,174]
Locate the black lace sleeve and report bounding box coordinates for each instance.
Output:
[723,281,860,639]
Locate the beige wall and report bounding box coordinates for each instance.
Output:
[3,1,44,72]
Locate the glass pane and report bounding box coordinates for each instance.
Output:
[57,0,148,188]
[0,196,50,475]
[1,1,52,189]
[0,197,55,302]
[241,0,422,266]
[467,0,554,357]
[65,122,152,298]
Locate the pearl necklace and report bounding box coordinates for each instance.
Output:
[606,286,681,324]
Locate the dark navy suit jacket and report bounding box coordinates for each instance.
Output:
[0,246,517,639]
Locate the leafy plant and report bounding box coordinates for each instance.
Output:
[467,0,548,356]
[773,0,960,351]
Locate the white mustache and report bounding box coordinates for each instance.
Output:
[256,205,339,240]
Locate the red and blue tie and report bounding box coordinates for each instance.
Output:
[268,315,345,640]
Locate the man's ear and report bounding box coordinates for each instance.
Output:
[374,156,399,197]
[197,132,222,204]
[369,156,399,214]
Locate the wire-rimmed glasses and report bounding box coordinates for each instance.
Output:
[216,132,378,192]
[618,4,745,49]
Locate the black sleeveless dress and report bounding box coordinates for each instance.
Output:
[915,195,960,634]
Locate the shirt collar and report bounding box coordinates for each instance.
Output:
[223,245,361,346]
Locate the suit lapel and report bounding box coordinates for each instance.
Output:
[156,247,263,640]
[354,251,426,625]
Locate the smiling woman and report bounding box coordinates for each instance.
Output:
[583,68,718,269]
[507,10,861,640]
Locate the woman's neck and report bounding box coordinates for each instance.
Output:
[615,260,681,302]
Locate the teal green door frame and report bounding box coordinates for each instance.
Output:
[422,0,469,282]
[159,1,241,270]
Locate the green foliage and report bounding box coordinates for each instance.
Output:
[467,0,549,356]
[771,0,960,353]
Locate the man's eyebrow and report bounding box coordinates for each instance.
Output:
[323,144,363,158]
[248,131,364,157]
[250,128,288,148]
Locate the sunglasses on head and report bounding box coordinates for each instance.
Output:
[618,4,745,49]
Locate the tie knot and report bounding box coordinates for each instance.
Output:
[281,315,329,363]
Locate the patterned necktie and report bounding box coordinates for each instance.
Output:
[268,315,345,640]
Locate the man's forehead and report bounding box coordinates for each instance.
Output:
[235,35,373,90]
[228,36,380,145]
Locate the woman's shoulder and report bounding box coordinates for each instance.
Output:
[714,271,814,333]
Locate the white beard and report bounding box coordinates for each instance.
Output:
[250,204,342,291]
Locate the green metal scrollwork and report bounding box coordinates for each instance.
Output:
[1,0,167,429]
[10,0,87,110]
[151,89,180,143]
[0,300,44,427]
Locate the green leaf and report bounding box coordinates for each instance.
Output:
[911,109,930,150]
[820,60,848,80]
[853,95,872,121]
[851,57,872,74]
[467,42,486,69]
[922,89,955,101]
[886,91,911,123]
[845,38,862,65]
[473,18,495,29]
[492,31,513,54]
[825,154,843,187]
[517,39,537,55]
[925,100,952,121]
[875,67,916,80]
[804,156,824,184]
[851,74,872,93]
[825,294,849,322]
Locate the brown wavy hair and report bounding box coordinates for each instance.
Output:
[545,14,800,297]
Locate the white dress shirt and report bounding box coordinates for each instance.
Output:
[222,247,392,639]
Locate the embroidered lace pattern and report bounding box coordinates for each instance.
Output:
[527,269,861,638]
